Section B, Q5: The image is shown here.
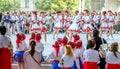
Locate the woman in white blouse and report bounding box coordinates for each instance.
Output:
[59,45,75,69]
[106,42,120,69]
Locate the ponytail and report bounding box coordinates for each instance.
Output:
[29,40,36,56]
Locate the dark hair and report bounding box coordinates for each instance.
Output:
[93,29,99,38]
[110,42,119,58]
[102,11,106,15]
[87,39,95,49]
[0,26,6,35]
[29,40,36,56]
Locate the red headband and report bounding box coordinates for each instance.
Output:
[75,40,82,48]
[115,42,118,47]
[21,33,26,40]
[35,33,41,42]
[62,36,68,46]
[57,38,63,44]
[91,39,95,46]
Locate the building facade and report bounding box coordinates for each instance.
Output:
[19,0,36,11]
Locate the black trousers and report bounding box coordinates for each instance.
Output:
[99,58,106,69]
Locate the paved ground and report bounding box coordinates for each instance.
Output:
[12,63,51,69]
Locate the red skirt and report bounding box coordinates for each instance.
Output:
[83,62,98,69]
[106,63,120,69]
[63,67,71,69]
[0,48,12,69]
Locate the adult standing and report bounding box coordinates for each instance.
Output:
[2,12,11,36]
[92,29,107,69]
[0,26,13,69]
[24,40,41,69]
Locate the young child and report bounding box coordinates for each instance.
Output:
[59,45,75,69]
[83,39,99,69]
[68,41,77,69]
[46,41,62,69]
[74,40,84,69]
[60,36,68,55]
[14,33,27,69]
[35,33,44,62]
[106,42,120,69]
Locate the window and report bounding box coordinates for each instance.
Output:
[25,0,29,8]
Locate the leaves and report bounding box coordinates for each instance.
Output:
[35,0,79,12]
[0,0,20,12]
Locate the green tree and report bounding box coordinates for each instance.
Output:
[35,0,79,13]
[0,0,20,12]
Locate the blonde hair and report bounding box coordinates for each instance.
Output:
[64,45,74,57]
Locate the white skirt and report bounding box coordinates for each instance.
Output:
[82,23,93,33]
[54,22,63,30]
[31,23,41,33]
[108,22,113,30]
[67,23,80,33]
[100,22,108,30]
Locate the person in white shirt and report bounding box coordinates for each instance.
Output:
[67,10,81,40]
[35,33,44,62]
[39,11,48,42]
[10,12,19,34]
[30,11,41,33]
[59,45,75,69]
[60,36,68,55]
[0,26,13,69]
[73,40,85,69]
[83,39,99,69]
[14,33,28,69]
[46,41,62,69]
[82,9,93,41]
[107,10,115,39]
[53,11,63,39]
[106,42,120,69]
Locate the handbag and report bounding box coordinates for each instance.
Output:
[29,52,41,67]
[99,38,108,58]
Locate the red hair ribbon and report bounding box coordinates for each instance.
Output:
[73,34,80,43]
[91,39,95,46]
[35,33,41,42]
[21,33,26,41]
[115,42,118,47]
[52,41,60,57]
[75,40,82,48]
[62,36,68,46]
[57,38,63,44]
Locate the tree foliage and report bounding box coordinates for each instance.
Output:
[35,0,79,13]
[0,0,20,12]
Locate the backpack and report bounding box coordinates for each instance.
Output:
[99,38,108,58]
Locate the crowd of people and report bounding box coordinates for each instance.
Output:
[0,9,120,69]
[0,9,120,41]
